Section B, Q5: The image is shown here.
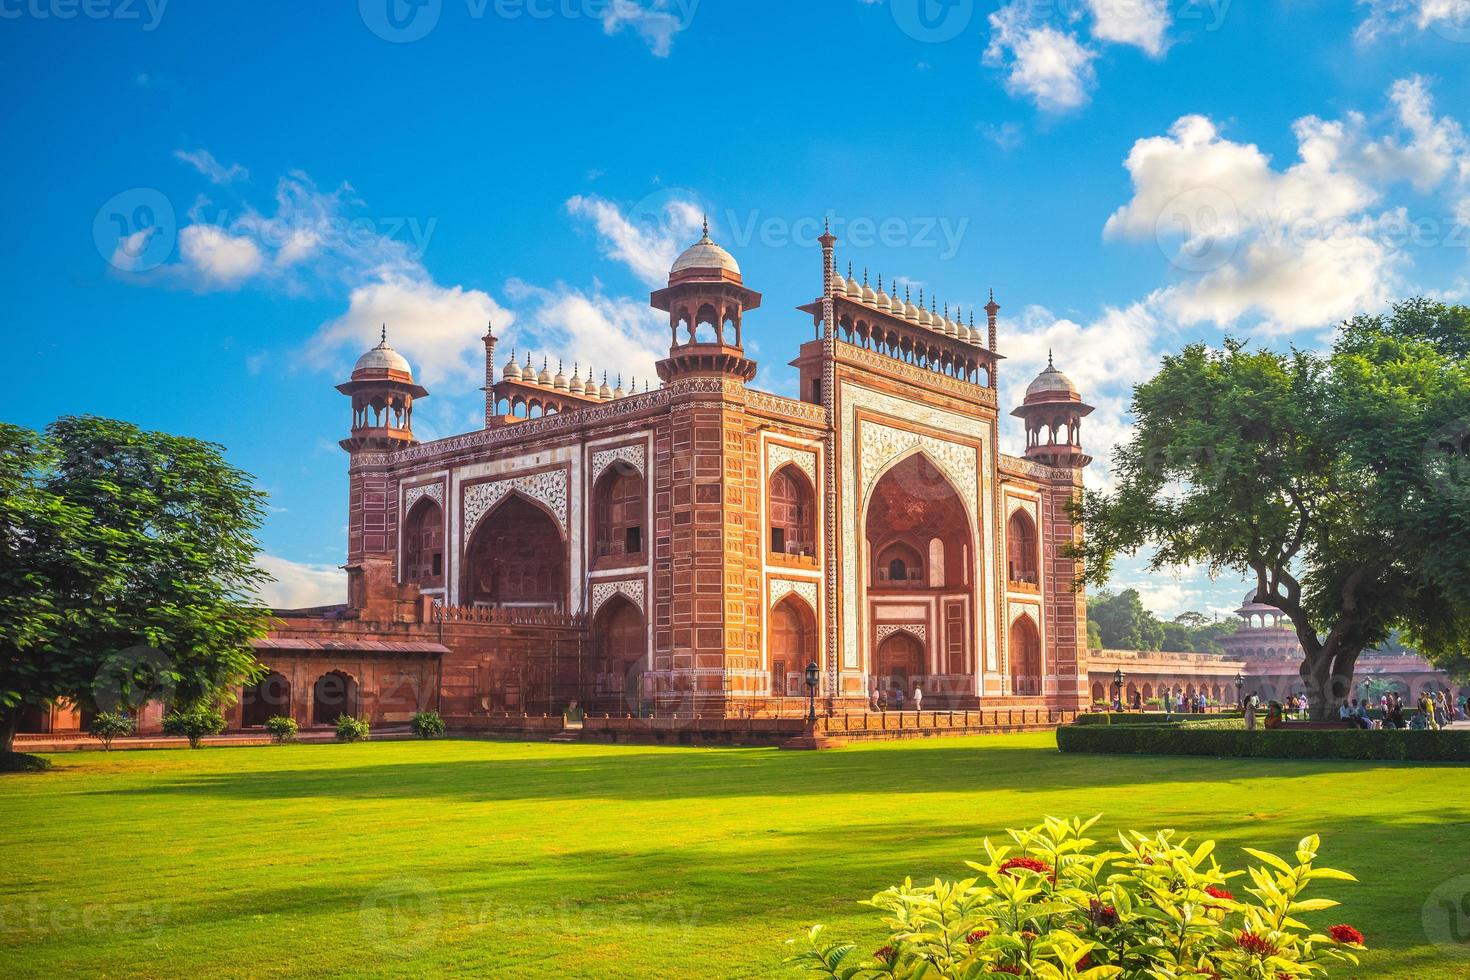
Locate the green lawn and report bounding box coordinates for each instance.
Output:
[3,735,1468,978]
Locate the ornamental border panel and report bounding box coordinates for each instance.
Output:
[590,578,646,618]
[403,481,444,514]
[462,468,569,548]
[770,578,819,613]
[876,623,927,643]
[591,444,646,486]
[767,444,819,486]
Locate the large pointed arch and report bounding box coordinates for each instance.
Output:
[462,493,567,609]
[768,594,817,697]
[590,593,646,710]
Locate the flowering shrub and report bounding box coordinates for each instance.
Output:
[787,816,1364,979]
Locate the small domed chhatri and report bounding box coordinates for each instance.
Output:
[1023,351,1083,404]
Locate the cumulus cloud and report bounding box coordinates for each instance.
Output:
[502,279,667,391]
[254,554,345,610]
[1104,78,1470,332]
[985,4,1098,113]
[311,276,510,389]
[1085,0,1172,56]
[178,224,265,287]
[175,148,248,184]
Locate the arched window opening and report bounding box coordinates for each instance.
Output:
[874,543,924,586]
[769,596,817,697]
[312,670,358,726]
[1007,509,1039,586]
[242,671,292,727]
[768,464,816,558]
[1010,615,1043,696]
[403,497,445,589]
[594,467,645,561]
[592,595,645,710]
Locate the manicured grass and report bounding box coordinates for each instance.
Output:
[2,735,1467,978]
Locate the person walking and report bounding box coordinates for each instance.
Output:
[912,684,923,712]
[1244,696,1257,731]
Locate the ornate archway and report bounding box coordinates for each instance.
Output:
[876,631,925,690]
[593,466,645,562]
[1009,615,1042,696]
[864,453,974,683]
[1006,509,1039,586]
[768,464,816,558]
[463,494,566,608]
[769,595,817,696]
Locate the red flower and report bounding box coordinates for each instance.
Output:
[990,968,1023,976]
[873,945,896,964]
[1205,886,1234,901]
[1236,931,1279,958]
[1328,924,1365,945]
[1020,930,1038,942]
[1078,953,1093,969]
[998,856,1055,882]
[1088,899,1120,927]
[966,929,990,944]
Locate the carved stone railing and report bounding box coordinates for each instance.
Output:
[433,603,587,628]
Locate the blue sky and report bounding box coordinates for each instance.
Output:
[4,0,1470,616]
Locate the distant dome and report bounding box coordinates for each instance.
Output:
[671,221,740,278]
[354,331,412,377]
[502,351,522,381]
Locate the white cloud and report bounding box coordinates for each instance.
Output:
[501,279,666,391]
[1085,0,1171,56]
[1357,0,1470,41]
[1104,78,1470,332]
[178,224,265,287]
[600,0,689,57]
[254,554,345,610]
[566,193,701,288]
[175,148,248,184]
[311,276,509,389]
[986,4,1098,113]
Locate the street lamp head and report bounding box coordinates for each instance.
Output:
[804,661,819,690]
[1113,668,1125,687]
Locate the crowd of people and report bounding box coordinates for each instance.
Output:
[1241,689,1465,730]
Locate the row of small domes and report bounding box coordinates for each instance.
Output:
[500,350,636,400]
[835,265,985,346]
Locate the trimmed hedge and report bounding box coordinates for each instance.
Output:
[1072,712,1243,726]
[1056,723,1470,762]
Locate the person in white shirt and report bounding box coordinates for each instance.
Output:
[913,685,923,712]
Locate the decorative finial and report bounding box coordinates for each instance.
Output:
[702,214,710,239]
[380,324,387,345]
[918,287,924,306]
[905,285,911,302]
[863,268,869,286]
[847,261,853,279]
[1048,349,1055,369]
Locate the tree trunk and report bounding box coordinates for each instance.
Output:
[0,706,19,755]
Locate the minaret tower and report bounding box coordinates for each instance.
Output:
[650,217,762,384]
[1010,352,1093,469]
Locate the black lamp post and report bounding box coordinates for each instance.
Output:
[1235,671,1245,708]
[804,660,820,724]
[1113,668,1125,709]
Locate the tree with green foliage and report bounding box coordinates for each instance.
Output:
[0,416,271,753]
[1075,300,1470,719]
[1087,589,1165,650]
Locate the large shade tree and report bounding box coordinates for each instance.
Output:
[1075,300,1470,719]
[0,416,270,753]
